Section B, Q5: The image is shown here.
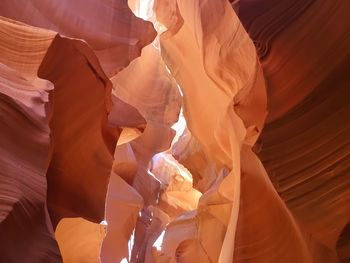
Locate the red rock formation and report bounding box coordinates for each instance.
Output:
[233,0,350,261]
[0,2,156,261]
[0,0,157,75]
[0,17,59,262]
[0,0,349,262]
[38,34,117,225]
[0,61,61,262]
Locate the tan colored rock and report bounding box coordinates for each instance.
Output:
[172,128,217,193]
[1,0,350,262]
[151,153,201,219]
[154,0,268,261]
[55,218,105,263]
[110,35,182,262]
[101,172,143,263]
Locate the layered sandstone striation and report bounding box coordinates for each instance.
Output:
[0,0,349,263]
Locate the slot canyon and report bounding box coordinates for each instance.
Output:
[0,0,349,262]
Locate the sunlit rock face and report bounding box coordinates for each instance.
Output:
[0,0,349,263]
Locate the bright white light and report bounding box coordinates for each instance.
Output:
[131,0,154,20]
[127,228,135,261]
[100,220,108,226]
[171,108,187,145]
[177,84,183,96]
[153,230,165,251]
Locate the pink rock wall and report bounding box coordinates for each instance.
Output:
[0,0,349,262]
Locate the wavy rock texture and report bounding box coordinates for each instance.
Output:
[0,3,155,262]
[108,25,182,260]
[0,0,349,262]
[172,128,218,193]
[154,0,349,262]
[0,0,156,76]
[0,62,61,263]
[232,0,350,122]
[232,0,350,261]
[0,17,60,263]
[154,0,279,262]
[151,153,201,220]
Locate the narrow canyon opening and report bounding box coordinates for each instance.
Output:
[0,0,349,263]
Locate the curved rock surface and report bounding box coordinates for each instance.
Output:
[232,0,350,261]
[55,217,105,263]
[0,0,156,75]
[0,0,349,262]
[39,34,117,225]
[0,5,154,262]
[0,18,61,263]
